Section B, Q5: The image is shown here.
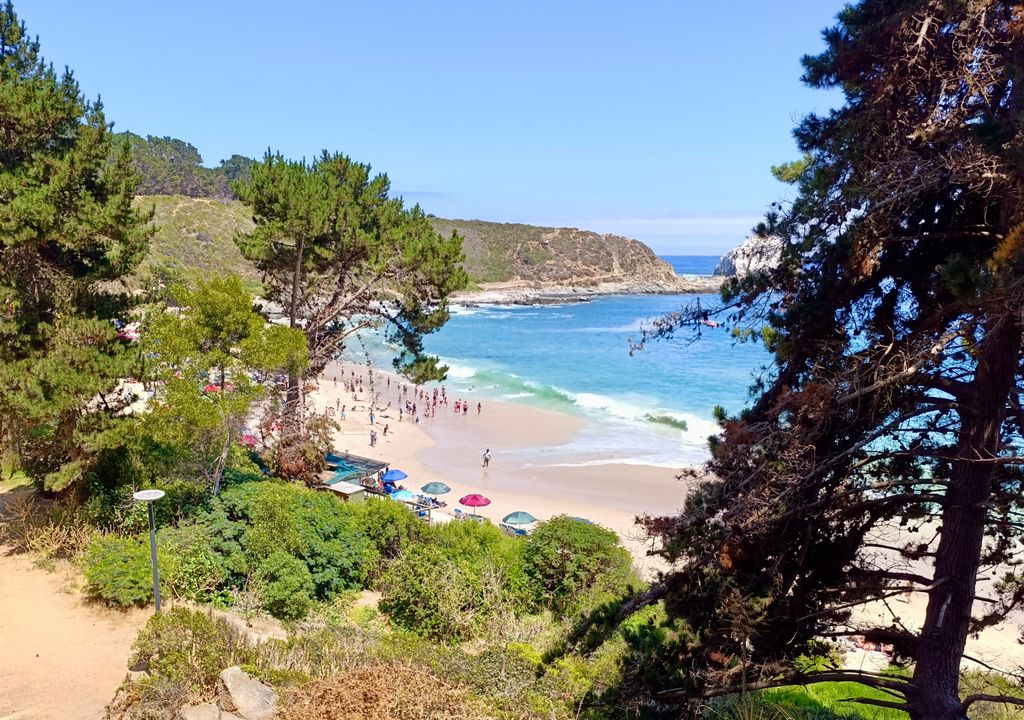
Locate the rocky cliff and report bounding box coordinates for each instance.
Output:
[429,218,709,293]
[713,235,784,277]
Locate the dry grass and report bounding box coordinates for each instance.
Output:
[282,662,496,720]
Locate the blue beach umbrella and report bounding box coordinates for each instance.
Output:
[391,489,416,502]
[381,469,408,482]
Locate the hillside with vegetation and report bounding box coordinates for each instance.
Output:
[120,136,695,293]
[136,195,259,289]
[428,217,688,290]
[130,192,699,294]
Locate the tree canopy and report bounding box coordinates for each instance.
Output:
[141,275,307,494]
[0,0,152,490]
[235,151,467,387]
[626,3,1024,718]
[121,132,253,198]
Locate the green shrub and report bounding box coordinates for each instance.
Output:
[379,544,486,641]
[352,497,421,564]
[217,481,376,600]
[158,524,225,603]
[255,550,315,620]
[524,515,637,615]
[83,535,158,607]
[129,607,253,691]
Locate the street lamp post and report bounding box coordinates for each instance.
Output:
[133,489,165,612]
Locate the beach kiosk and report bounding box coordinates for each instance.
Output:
[323,479,366,504]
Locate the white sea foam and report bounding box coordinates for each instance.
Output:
[443,363,477,380]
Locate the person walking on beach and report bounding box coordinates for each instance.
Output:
[369,410,375,425]
[477,402,482,414]
[482,449,491,468]
[370,430,377,447]
[383,423,389,437]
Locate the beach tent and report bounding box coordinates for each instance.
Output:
[502,511,537,526]
[391,489,416,502]
[420,481,451,495]
[381,469,408,482]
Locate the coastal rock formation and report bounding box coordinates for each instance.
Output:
[713,234,784,277]
[218,666,278,720]
[429,217,700,293]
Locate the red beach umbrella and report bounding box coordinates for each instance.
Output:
[458,493,491,516]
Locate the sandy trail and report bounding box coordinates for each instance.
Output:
[0,542,148,720]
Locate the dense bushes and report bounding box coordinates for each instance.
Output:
[379,519,534,642]
[524,516,638,615]
[83,536,158,607]
[82,481,428,620]
[254,551,316,620]
[79,476,643,640]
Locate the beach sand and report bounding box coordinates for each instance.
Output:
[311,361,689,571]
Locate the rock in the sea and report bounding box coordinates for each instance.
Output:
[179,704,221,720]
[218,666,278,720]
[714,235,784,277]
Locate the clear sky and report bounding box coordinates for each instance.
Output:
[26,1,846,254]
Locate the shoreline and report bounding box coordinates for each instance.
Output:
[312,361,693,570]
[452,276,723,306]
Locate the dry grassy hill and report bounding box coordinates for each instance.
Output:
[133,196,687,292]
[135,195,259,289]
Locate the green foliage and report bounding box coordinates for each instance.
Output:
[82,535,156,607]
[158,524,225,603]
[234,150,468,384]
[764,682,907,719]
[141,274,307,492]
[379,544,491,641]
[121,132,254,199]
[379,520,535,642]
[0,2,152,490]
[350,498,422,567]
[255,550,315,621]
[525,516,637,615]
[129,607,253,691]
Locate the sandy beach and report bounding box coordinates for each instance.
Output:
[311,360,690,570]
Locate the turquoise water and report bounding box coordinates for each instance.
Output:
[407,292,771,467]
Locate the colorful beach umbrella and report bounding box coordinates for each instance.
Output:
[381,469,408,482]
[421,481,451,495]
[459,493,491,516]
[502,511,537,526]
[391,489,416,502]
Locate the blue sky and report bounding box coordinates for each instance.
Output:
[26,1,845,254]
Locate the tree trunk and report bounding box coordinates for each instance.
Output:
[211,429,232,496]
[285,236,305,426]
[910,317,1020,720]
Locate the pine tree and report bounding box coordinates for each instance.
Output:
[0,1,152,490]
[614,3,1024,718]
[234,152,466,431]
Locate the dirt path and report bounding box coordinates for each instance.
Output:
[0,548,148,720]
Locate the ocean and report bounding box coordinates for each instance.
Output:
[359,256,769,468]
[660,254,721,276]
